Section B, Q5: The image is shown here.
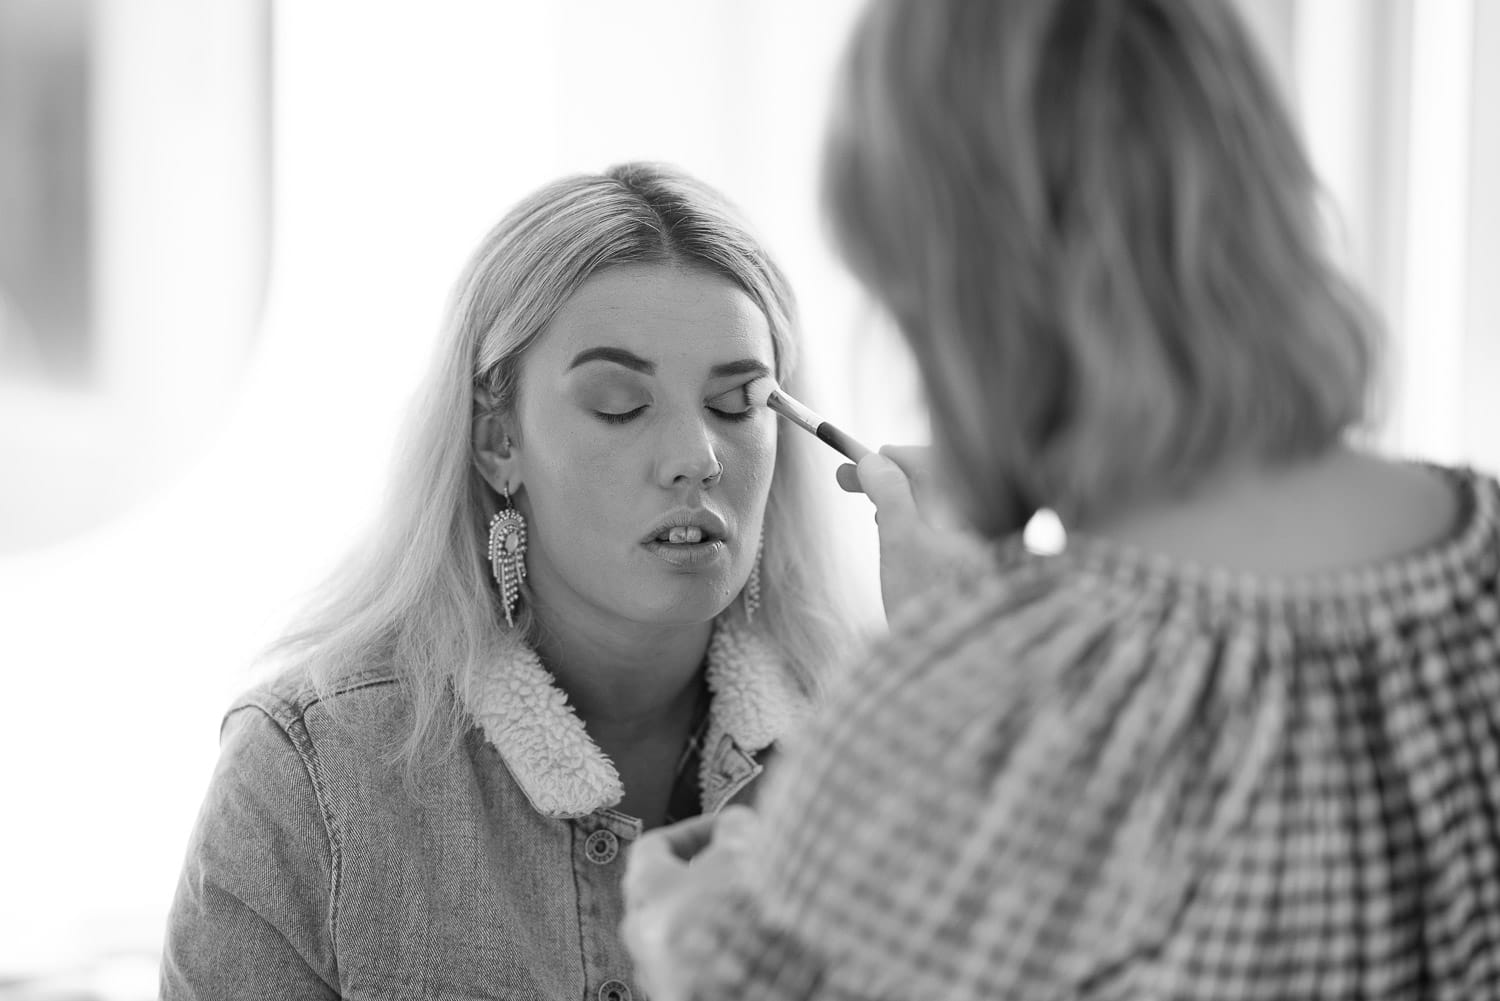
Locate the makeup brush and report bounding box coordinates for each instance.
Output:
[747,378,872,463]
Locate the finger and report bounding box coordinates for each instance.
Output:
[701,806,761,862]
[879,444,973,531]
[857,452,921,525]
[842,447,930,495]
[622,830,686,908]
[709,805,760,849]
[653,813,718,862]
[879,444,935,482]
[714,805,760,838]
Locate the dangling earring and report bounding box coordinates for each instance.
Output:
[488,485,527,628]
[744,533,763,623]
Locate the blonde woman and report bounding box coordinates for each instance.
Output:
[161,163,850,1000]
[624,1,1500,998]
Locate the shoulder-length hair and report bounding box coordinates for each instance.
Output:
[823,0,1376,535]
[269,163,850,787]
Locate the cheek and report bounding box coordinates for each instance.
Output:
[521,423,634,541]
[523,385,622,483]
[725,425,778,511]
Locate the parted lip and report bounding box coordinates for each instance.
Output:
[642,508,729,544]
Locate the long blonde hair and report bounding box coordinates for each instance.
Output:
[824,0,1375,535]
[269,163,849,786]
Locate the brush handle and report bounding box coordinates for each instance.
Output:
[766,389,872,463]
[816,422,872,463]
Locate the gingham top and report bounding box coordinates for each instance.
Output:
[675,466,1500,1000]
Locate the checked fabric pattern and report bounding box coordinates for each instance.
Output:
[673,466,1500,1000]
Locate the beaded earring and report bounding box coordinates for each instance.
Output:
[744,533,763,622]
[488,485,527,628]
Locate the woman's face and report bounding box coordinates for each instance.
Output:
[499,263,778,628]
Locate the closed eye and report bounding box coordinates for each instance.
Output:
[707,386,754,422]
[594,405,648,425]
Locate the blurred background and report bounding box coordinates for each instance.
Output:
[0,1,1495,997]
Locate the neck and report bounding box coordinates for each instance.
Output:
[528,602,712,745]
[1074,443,1457,575]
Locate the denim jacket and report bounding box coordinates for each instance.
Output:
[160,623,808,1000]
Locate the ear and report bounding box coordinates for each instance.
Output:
[472,390,521,498]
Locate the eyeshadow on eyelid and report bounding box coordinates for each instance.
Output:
[573,370,642,391]
[588,390,644,406]
[569,378,640,405]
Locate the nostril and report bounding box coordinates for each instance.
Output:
[662,450,723,489]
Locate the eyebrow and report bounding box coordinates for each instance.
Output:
[710,359,772,379]
[567,348,771,381]
[568,347,655,373]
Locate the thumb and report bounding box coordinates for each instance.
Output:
[653,813,717,862]
[622,830,681,909]
[856,452,920,527]
[709,805,760,852]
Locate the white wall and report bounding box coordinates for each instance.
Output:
[1233,0,1499,469]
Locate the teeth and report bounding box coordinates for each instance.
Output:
[666,526,704,544]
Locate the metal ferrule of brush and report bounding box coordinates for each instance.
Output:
[766,391,823,435]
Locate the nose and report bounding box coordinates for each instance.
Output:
[656,412,723,490]
[664,450,722,489]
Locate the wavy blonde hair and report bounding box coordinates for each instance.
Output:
[269,163,849,787]
[823,0,1376,535]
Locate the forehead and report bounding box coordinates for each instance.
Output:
[532,263,775,370]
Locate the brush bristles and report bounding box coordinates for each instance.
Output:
[754,377,874,461]
[760,384,824,436]
[744,375,778,411]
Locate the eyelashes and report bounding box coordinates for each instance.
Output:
[595,407,648,425]
[592,403,756,426]
[592,386,758,426]
[707,383,757,420]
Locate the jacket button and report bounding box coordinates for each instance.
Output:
[598,979,632,1001]
[585,829,619,864]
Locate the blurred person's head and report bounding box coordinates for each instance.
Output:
[824,0,1375,535]
[276,163,846,782]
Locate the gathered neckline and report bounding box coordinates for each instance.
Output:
[975,466,1500,635]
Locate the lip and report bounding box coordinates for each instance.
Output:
[640,508,730,546]
[641,508,731,569]
[643,538,729,568]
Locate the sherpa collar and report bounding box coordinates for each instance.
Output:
[468,620,809,820]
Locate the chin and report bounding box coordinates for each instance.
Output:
[624,579,736,626]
